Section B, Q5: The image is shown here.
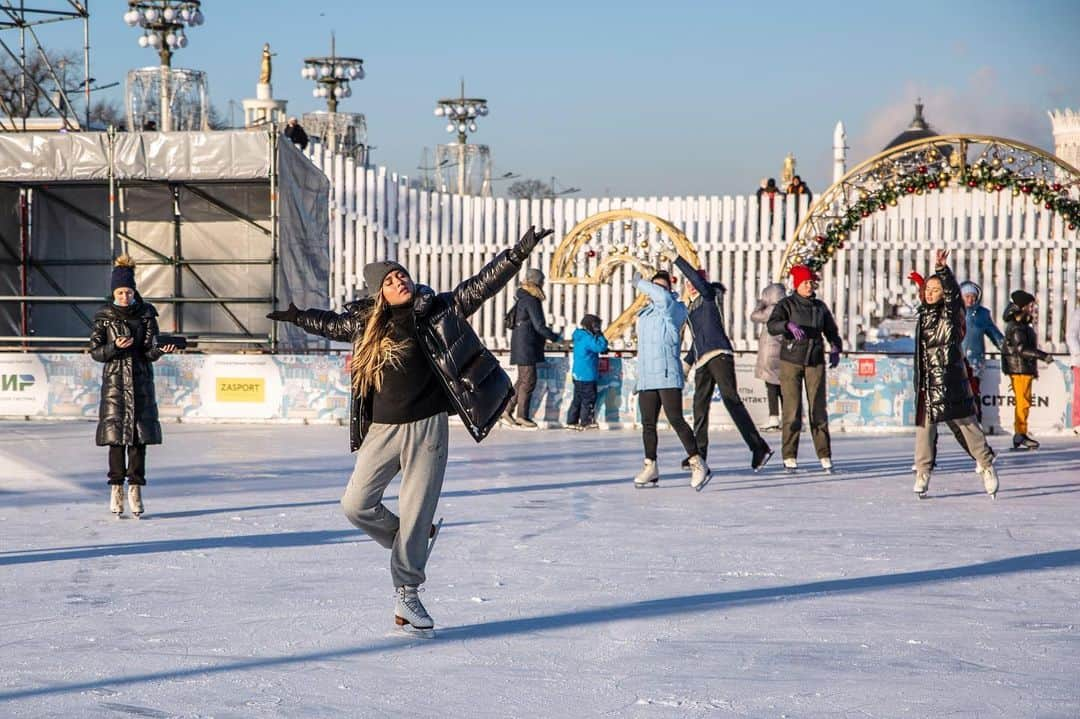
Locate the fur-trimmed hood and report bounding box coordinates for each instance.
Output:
[518,281,546,302]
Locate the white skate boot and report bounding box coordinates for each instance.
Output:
[110,485,124,517]
[633,459,659,489]
[913,472,930,499]
[395,585,435,638]
[979,464,999,498]
[127,485,144,518]
[688,456,713,492]
[761,415,780,431]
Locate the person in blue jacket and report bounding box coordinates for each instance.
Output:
[625,259,712,491]
[959,280,1003,419]
[566,313,608,430]
[664,249,773,472]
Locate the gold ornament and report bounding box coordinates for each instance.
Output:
[639,240,649,249]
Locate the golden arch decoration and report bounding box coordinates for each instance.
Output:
[780,134,1080,280]
[549,209,702,343]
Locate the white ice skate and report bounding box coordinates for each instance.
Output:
[127,485,143,518]
[783,458,798,475]
[395,585,435,638]
[913,472,930,499]
[633,459,659,489]
[820,457,834,475]
[979,464,999,498]
[760,415,781,431]
[110,485,124,517]
[689,456,712,492]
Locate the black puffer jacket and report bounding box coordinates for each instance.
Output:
[509,283,558,365]
[1002,303,1050,376]
[88,298,165,446]
[766,292,842,366]
[295,250,521,451]
[914,265,975,425]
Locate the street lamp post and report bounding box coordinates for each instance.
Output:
[301,33,364,155]
[123,1,204,132]
[434,80,488,195]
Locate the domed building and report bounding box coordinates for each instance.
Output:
[884,100,940,150]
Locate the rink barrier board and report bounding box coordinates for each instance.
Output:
[0,353,1074,434]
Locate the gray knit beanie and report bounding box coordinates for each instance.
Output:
[525,268,545,285]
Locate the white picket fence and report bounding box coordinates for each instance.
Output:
[304,144,1080,354]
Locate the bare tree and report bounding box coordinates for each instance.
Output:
[0,49,80,120]
[88,98,125,130]
[507,178,553,199]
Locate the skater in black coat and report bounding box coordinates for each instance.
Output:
[88,255,176,518]
[1002,290,1053,449]
[267,227,551,636]
[910,251,998,498]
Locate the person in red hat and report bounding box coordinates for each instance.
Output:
[766,264,843,473]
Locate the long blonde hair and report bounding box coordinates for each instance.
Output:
[351,292,407,395]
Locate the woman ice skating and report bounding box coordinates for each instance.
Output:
[911,251,999,498]
[266,227,551,637]
[89,255,176,518]
[663,250,772,472]
[625,260,711,491]
[1002,289,1054,450]
[751,283,787,431]
[767,265,842,474]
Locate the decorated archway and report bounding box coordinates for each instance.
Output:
[780,135,1080,279]
[549,209,701,342]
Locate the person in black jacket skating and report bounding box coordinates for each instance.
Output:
[767,265,842,473]
[1002,289,1053,450]
[267,227,550,636]
[504,267,560,428]
[89,255,177,518]
[663,249,772,472]
[911,251,999,498]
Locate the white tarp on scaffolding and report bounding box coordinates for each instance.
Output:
[0,130,329,350]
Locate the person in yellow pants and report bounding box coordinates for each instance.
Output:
[1002,290,1053,450]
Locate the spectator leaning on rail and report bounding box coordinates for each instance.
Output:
[565,313,608,430]
[662,248,773,473]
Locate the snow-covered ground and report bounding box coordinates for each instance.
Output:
[2,420,1079,718]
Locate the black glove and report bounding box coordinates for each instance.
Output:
[508,226,554,264]
[266,302,300,323]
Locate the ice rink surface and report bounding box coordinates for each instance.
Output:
[1,420,1078,718]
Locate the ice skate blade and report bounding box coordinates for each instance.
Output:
[753,450,774,473]
[395,616,435,638]
[633,480,658,489]
[916,491,928,500]
[691,471,713,492]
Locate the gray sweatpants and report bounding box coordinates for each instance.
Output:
[913,415,993,474]
[340,412,449,588]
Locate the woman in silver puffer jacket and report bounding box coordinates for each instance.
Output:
[751,283,787,430]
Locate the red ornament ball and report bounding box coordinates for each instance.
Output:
[586,249,596,258]
[1021,186,1032,194]
[918,165,928,174]
[996,184,1005,191]
[928,182,937,190]
[816,235,826,244]
[906,186,915,194]
[1045,202,1053,210]
[1069,224,1077,230]
[967,180,977,188]
[1052,183,1062,192]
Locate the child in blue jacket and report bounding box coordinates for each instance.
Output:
[566,314,608,429]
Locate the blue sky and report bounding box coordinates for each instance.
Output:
[42,0,1080,196]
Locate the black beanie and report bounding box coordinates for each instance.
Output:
[650,270,672,286]
[362,261,409,296]
[1010,290,1035,308]
[110,255,136,292]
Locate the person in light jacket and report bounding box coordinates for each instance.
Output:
[751,283,787,430]
[625,260,711,491]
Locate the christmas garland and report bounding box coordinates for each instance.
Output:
[800,160,1080,272]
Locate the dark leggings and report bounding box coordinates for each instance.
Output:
[638,388,697,461]
[766,382,782,416]
[108,444,147,485]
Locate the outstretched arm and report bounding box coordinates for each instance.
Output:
[671,256,714,300]
[269,302,365,343]
[452,227,553,318]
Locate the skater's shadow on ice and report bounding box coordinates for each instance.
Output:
[0,521,484,566]
[3,547,1078,704]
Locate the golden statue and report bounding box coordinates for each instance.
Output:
[781,153,796,187]
[259,43,274,85]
